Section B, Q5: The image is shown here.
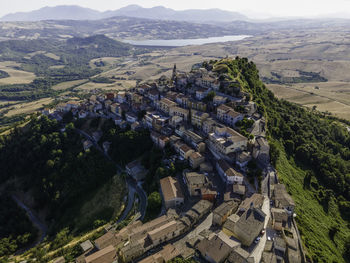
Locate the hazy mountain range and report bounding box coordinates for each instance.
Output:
[0,5,248,22]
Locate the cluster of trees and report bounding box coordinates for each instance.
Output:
[0,115,118,239]
[0,70,9,79]
[0,194,38,257]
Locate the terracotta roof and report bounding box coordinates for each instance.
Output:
[180,144,192,153]
[197,234,232,263]
[190,152,204,160]
[94,231,116,250]
[147,220,177,241]
[160,176,184,202]
[85,245,116,263]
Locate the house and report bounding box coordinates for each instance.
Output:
[80,240,94,254]
[189,152,205,168]
[42,108,53,116]
[208,127,248,157]
[202,118,224,135]
[157,98,177,115]
[273,184,295,215]
[238,193,265,213]
[138,244,180,263]
[65,101,80,111]
[195,88,208,100]
[169,115,184,128]
[147,89,160,102]
[158,135,170,149]
[131,121,142,131]
[191,110,209,128]
[200,187,218,202]
[126,160,147,181]
[169,106,189,121]
[117,92,126,103]
[222,214,240,237]
[213,95,227,105]
[183,200,213,226]
[125,112,138,123]
[226,247,253,263]
[252,137,270,164]
[147,220,180,246]
[159,176,184,209]
[179,144,194,160]
[212,201,239,226]
[233,207,266,246]
[173,140,185,153]
[217,104,243,127]
[184,171,209,197]
[182,130,205,153]
[216,159,244,184]
[236,151,252,170]
[137,84,151,94]
[196,234,233,263]
[271,207,288,231]
[233,184,246,196]
[94,231,117,250]
[85,245,116,263]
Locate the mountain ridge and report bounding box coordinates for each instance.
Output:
[0,4,248,22]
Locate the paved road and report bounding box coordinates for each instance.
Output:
[116,185,135,224]
[12,196,48,250]
[250,197,271,263]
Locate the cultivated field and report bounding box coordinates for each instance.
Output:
[52,79,88,91]
[0,61,36,84]
[2,97,54,117]
[74,80,136,91]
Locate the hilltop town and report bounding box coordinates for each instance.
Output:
[43,59,304,263]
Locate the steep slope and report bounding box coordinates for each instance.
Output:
[212,58,350,262]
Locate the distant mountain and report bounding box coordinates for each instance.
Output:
[1,5,101,21]
[0,5,248,22]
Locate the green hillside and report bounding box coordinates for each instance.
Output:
[212,57,350,262]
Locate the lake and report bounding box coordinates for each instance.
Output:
[122,35,250,47]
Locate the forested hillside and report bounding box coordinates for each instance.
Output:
[211,58,350,262]
[0,116,124,257]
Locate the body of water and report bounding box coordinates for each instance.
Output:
[122,35,250,47]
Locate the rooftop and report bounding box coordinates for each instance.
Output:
[85,245,116,263]
[160,176,184,202]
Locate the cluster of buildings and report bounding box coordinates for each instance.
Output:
[46,62,301,263]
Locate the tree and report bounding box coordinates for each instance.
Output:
[204,91,216,102]
[344,236,350,262]
[147,192,161,212]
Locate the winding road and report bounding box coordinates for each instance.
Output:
[12,195,48,250]
[76,128,148,221]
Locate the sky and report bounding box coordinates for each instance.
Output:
[1,0,350,18]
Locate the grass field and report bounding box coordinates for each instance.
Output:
[274,141,350,263]
[2,97,53,117]
[0,61,36,85]
[74,80,136,91]
[52,79,88,91]
[267,82,350,120]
